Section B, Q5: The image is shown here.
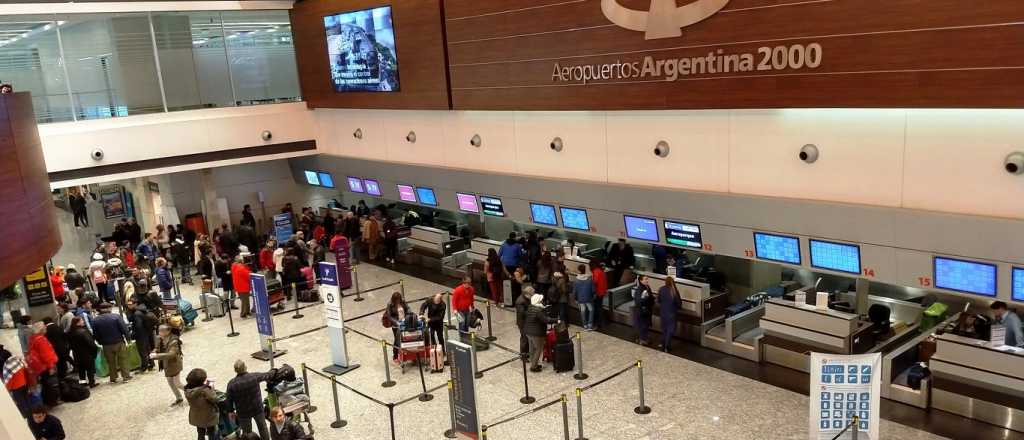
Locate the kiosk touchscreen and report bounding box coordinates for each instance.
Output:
[415,187,438,206]
[559,207,590,231]
[530,203,558,226]
[624,215,659,242]
[934,257,997,296]
[480,196,505,217]
[397,184,417,203]
[754,232,801,265]
[347,177,364,193]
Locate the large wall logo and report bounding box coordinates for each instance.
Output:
[601,0,731,40]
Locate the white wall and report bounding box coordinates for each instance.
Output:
[315,108,1024,221]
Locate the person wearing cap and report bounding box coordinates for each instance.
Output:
[63,264,86,293]
[91,303,132,383]
[524,293,558,372]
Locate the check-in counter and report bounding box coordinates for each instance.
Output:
[760,299,874,372]
[879,313,958,409]
[467,238,501,264]
[702,305,766,362]
[930,333,1024,432]
[634,271,727,342]
[401,225,450,269]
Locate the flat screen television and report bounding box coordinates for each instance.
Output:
[304,170,320,186]
[323,6,400,92]
[364,179,381,196]
[397,184,416,203]
[934,257,997,297]
[346,177,364,193]
[317,172,335,188]
[624,215,659,242]
[753,232,801,265]
[456,193,479,213]
[480,196,505,217]
[1013,267,1024,302]
[559,207,589,231]
[664,221,702,248]
[415,187,437,206]
[809,239,861,275]
[530,203,558,226]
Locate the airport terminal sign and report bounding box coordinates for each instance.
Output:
[810,353,881,440]
[448,340,480,440]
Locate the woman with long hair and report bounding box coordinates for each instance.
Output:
[385,291,411,362]
[657,277,681,352]
[484,248,508,306]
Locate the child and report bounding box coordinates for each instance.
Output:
[28,405,65,440]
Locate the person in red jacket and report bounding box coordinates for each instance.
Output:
[258,240,276,274]
[451,276,475,332]
[27,322,59,406]
[50,267,65,303]
[231,257,253,318]
[589,260,608,330]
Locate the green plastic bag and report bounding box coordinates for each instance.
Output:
[95,349,109,378]
[124,342,142,371]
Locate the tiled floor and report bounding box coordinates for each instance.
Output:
[1,262,952,439]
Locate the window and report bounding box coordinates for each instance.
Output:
[222,10,300,106]
[0,15,74,122]
[152,11,234,111]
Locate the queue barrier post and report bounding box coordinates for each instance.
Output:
[329,373,347,428]
[417,352,434,402]
[481,425,488,440]
[444,380,457,438]
[225,296,239,337]
[574,388,587,440]
[352,268,364,302]
[852,416,860,440]
[291,283,304,319]
[561,394,571,440]
[380,339,396,388]
[471,332,483,379]
[299,363,317,413]
[445,292,454,329]
[519,354,536,404]
[400,279,406,298]
[633,359,651,415]
[573,332,588,380]
[485,300,497,341]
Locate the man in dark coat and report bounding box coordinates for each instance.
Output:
[226,360,274,440]
[240,204,257,229]
[129,303,157,371]
[127,218,143,250]
[42,317,70,378]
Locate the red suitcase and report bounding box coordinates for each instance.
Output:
[543,328,557,363]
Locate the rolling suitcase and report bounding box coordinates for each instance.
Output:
[178,299,198,326]
[503,280,513,307]
[554,341,575,372]
[203,293,225,317]
[543,328,557,363]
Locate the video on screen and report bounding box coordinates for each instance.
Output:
[324,6,400,93]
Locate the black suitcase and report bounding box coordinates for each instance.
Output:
[554,341,574,372]
[60,378,90,402]
[42,375,61,406]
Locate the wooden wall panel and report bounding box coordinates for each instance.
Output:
[290,0,450,110]
[444,0,1024,110]
[0,93,61,288]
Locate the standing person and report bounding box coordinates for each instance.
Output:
[155,257,174,302]
[511,267,528,306]
[652,244,669,275]
[658,277,682,352]
[70,190,88,228]
[171,237,193,285]
[240,204,257,229]
[259,240,276,274]
[589,260,608,330]
[50,266,66,304]
[216,254,235,309]
[269,406,310,440]
[483,249,508,306]
[136,233,158,270]
[1,344,32,418]
[385,292,411,361]
[150,325,184,405]
[232,256,253,319]
[26,322,59,405]
[185,368,221,440]
[226,360,274,440]
[573,265,596,330]
[42,317,70,379]
[322,210,336,238]
[16,315,32,354]
[362,213,381,261]
[57,303,75,333]
[608,239,635,287]
[547,271,571,323]
[991,301,1023,347]
[524,293,557,372]
[382,215,399,265]
[74,297,94,333]
[498,233,523,279]
[88,254,109,301]
[28,405,65,440]
[63,265,85,294]
[535,252,554,296]
[342,212,361,264]
[355,200,370,218]
[156,224,171,259]
[451,276,476,333]
[128,302,157,372]
[419,293,447,355]
[523,232,542,282]
[91,304,132,383]
[127,218,143,250]
[281,249,302,301]
[67,316,97,387]
[632,275,655,346]
[515,287,533,355]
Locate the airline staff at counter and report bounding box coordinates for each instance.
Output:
[991,302,1023,347]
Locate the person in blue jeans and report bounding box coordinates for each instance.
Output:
[155,257,174,301]
[572,264,596,330]
[498,233,523,277]
[658,277,682,352]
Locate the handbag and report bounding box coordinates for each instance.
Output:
[381,311,392,328]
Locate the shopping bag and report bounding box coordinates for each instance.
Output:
[124,342,142,371]
[95,349,109,378]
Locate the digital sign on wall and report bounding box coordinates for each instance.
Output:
[396,184,416,203]
[415,187,437,206]
[664,221,702,249]
[1013,267,1024,302]
[347,177,364,193]
[754,233,801,265]
[363,179,381,196]
[530,203,557,226]
[318,172,335,188]
[624,215,659,242]
[480,196,504,217]
[809,240,861,275]
[456,193,479,213]
[323,6,400,92]
[559,207,590,231]
[934,257,997,297]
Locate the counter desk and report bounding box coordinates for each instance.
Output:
[930,333,1024,432]
[760,299,875,372]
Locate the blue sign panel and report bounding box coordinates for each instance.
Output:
[809,239,861,275]
[934,257,997,296]
[274,213,293,245]
[624,215,659,242]
[251,274,273,337]
[1013,267,1024,302]
[415,187,438,206]
[754,232,801,265]
[559,207,590,231]
[319,262,338,287]
[529,203,557,226]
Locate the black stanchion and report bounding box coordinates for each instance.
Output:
[561,394,570,440]
[417,356,434,402]
[574,387,587,440]
[573,332,588,380]
[330,373,347,428]
[291,283,304,319]
[444,380,457,438]
[634,360,651,415]
[519,355,536,404]
[352,268,364,302]
[445,292,453,329]
[485,301,497,342]
[225,297,239,337]
[380,339,396,388]
[386,403,397,440]
[471,332,483,379]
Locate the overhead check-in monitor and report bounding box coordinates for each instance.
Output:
[559,207,590,231]
[323,6,400,92]
[397,184,417,203]
[346,176,364,193]
[415,187,437,206]
[456,192,480,213]
[317,172,335,188]
[664,220,702,249]
[363,179,381,196]
[624,215,659,242]
[1013,267,1024,302]
[304,170,321,186]
[530,203,558,226]
[754,232,801,265]
[480,195,505,217]
[809,239,861,275]
[934,257,997,297]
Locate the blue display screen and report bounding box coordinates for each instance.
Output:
[809,239,861,275]
[530,203,558,226]
[624,215,659,242]
[934,257,997,296]
[1013,267,1024,302]
[754,233,801,265]
[318,172,335,188]
[304,170,320,186]
[559,207,590,231]
[415,187,437,206]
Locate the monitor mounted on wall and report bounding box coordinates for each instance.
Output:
[323,6,401,93]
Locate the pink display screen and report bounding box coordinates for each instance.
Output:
[397,184,416,202]
[456,193,479,213]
